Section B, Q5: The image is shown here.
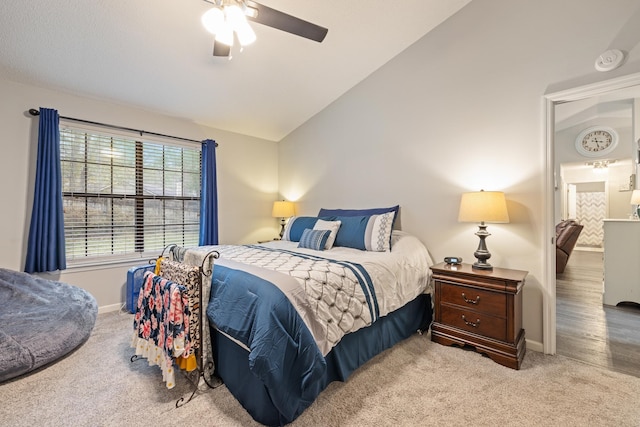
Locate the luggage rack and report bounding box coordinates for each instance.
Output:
[131,244,221,407]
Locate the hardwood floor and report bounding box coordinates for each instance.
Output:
[556,249,640,377]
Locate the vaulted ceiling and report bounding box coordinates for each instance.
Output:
[0,0,471,141]
[555,85,640,131]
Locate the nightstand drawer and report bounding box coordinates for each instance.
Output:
[439,281,506,317]
[440,305,506,342]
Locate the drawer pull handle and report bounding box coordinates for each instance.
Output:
[461,314,480,328]
[461,293,480,305]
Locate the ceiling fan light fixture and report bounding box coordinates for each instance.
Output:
[236,21,256,46]
[224,4,247,26]
[201,7,224,35]
[215,20,234,46]
[222,3,256,47]
[243,4,258,19]
[201,0,328,58]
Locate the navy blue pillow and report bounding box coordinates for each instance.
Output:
[319,212,393,251]
[282,217,319,242]
[330,215,370,250]
[318,205,399,218]
[318,206,399,251]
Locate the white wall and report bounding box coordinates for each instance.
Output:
[278,0,640,348]
[0,78,279,310]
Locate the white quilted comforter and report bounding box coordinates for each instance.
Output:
[191,231,432,355]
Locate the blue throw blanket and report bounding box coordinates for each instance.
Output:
[207,265,326,422]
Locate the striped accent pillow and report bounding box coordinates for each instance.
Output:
[297,229,331,251]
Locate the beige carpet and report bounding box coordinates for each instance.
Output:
[1,311,639,426]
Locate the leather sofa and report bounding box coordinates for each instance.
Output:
[556,219,584,274]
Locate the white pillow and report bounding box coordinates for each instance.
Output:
[313,219,341,249]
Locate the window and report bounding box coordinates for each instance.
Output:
[60,126,201,262]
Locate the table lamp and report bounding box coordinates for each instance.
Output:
[272,200,295,238]
[458,190,509,270]
[630,190,640,219]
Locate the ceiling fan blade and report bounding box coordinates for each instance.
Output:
[213,40,231,57]
[245,1,328,43]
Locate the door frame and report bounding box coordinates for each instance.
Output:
[543,72,640,354]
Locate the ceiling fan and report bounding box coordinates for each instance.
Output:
[201,0,328,58]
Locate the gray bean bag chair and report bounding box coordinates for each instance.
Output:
[0,268,98,382]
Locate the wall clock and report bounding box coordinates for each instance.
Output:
[574,126,618,157]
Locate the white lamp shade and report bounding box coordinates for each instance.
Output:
[630,189,640,205]
[201,7,224,35]
[458,191,509,223]
[272,201,295,218]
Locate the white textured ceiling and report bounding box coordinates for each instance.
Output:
[0,0,471,141]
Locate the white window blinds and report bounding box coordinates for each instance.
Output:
[59,126,201,261]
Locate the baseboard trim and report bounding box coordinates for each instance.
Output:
[526,338,544,353]
[98,303,125,314]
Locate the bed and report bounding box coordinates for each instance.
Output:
[184,211,433,426]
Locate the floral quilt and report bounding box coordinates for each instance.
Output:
[131,271,191,388]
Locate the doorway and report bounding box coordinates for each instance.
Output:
[573,182,606,249]
[545,72,640,367]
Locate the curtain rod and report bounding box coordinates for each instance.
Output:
[28,109,217,147]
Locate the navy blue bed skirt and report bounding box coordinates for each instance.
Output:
[212,293,432,426]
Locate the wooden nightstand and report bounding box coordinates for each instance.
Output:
[430,262,527,370]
